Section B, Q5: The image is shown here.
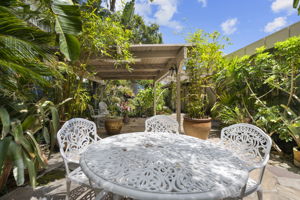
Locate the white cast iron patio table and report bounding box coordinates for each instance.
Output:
[80,132,249,200]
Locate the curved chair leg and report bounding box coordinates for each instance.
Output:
[66,179,71,200]
[257,188,263,200]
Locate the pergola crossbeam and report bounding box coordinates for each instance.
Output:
[99,76,155,80]
[87,64,165,71]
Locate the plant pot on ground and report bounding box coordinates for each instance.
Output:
[104,117,123,135]
[183,93,212,139]
[183,88,215,139]
[293,147,300,167]
[183,116,211,139]
[104,100,124,135]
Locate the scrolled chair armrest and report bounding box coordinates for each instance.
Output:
[247,154,269,172]
[247,163,264,172]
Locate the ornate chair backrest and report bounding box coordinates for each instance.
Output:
[221,123,272,167]
[145,115,179,134]
[57,118,100,164]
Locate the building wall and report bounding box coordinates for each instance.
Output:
[226,21,300,58]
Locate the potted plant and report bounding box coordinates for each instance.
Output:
[104,96,124,135]
[282,106,300,167]
[184,30,227,139]
[103,83,135,134]
[286,119,300,167]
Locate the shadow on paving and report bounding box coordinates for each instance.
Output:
[48,186,93,200]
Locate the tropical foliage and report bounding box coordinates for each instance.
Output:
[0,0,64,189]
[131,81,168,117]
[213,36,300,152]
[185,30,228,119]
[0,0,164,192]
[102,80,134,118]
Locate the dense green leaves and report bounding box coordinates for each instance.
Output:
[50,106,59,153]
[0,107,10,139]
[0,137,12,174]
[0,0,165,191]
[0,4,57,102]
[80,5,133,64]
[131,83,167,117]
[0,100,59,188]
[185,30,228,118]
[57,32,81,61]
[213,36,300,150]
[122,0,135,26]
[52,0,82,61]
[8,141,25,186]
[23,152,37,187]
[293,0,300,14]
[129,15,163,44]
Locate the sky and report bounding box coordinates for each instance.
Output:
[130,0,300,54]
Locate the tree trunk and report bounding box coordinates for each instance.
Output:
[0,160,13,192]
[110,0,116,12]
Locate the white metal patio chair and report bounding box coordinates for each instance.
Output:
[57,118,107,200]
[220,123,272,200]
[145,115,179,134]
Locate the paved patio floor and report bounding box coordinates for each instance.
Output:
[2,152,300,200]
[1,116,300,200]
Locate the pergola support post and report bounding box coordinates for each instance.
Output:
[176,68,181,133]
[153,80,157,116]
[175,47,187,133]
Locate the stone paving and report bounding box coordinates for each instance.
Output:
[1,116,300,200]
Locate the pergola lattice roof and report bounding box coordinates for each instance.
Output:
[86,44,190,81]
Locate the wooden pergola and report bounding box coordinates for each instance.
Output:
[86,44,189,131]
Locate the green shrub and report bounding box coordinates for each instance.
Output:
[213,36,300,151]
[131,83,167,117]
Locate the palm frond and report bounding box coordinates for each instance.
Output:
[0,59,50,87]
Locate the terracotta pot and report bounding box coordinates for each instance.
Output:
[105,118,123,135]
[0,160,13,191]
[183,116,212,140]
[293,147,300,167]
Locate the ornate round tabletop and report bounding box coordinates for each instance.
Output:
[80,132,248,200]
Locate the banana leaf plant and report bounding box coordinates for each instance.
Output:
[6,0,82,62]
[51,0,82,61]
[0,98,67,189]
